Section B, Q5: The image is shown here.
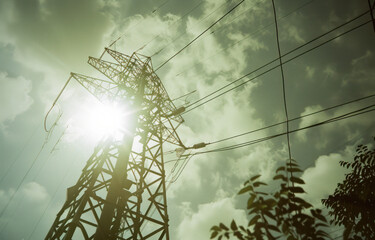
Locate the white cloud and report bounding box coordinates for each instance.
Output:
[229,142,282,182]
[287,25,305,44]
[351,50,372,66]
[301,146,353,207]
[0,72,33,129]
[176,197,247,240]
[21,181,49,202]
[296,105,326,142]
[296,102,374,150]
[305,66,315,79]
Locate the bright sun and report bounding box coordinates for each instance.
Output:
[88,103,127,138]
[73,100,130,141]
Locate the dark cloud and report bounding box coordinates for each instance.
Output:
[0,0,374,239]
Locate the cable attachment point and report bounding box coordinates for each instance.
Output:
[167,106,186,117]
[191,142,207,149]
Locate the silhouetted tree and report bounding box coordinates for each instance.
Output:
[210,160,330,240]
[322,139,375,239]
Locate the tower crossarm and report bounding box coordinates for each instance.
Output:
[71,72,126,102]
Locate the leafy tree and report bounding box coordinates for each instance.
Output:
[322,140,375,239]
[210,160,330,240]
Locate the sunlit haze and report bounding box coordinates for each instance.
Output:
[70,100,130,142]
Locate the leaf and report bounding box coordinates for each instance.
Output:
[247,194,256,209]
[268,224,280,233]
[254,191,268,195]
[287,235,297,240]
[211,226,221,232]
[263,210,276,220]
[219,223,229,231]
[310,209,327,222]
[230,220,238,231]
[248,215,260,226]
[288,186,305,193]
[287,167,302,173]
[210,231,219,239]
[250,174,261,181]
[290,176,305,184]
[286,162,298,167]
[276,166,285,173]
[238,185,253,195]
[282,222,289,234]
[273,174,287,181]
[253,181,267,187]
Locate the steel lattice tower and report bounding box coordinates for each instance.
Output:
[45,48,184,240]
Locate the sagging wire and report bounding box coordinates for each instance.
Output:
[44,76,72,132]
[0,123,67,236]
[154,0,245,71]
[0,110,62,226]
[99,36,123,59]
[50,124,69,154]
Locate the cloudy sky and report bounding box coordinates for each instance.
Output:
[0,0,374,239]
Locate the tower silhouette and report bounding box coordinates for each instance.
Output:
[45,48,184,240]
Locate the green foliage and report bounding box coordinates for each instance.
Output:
[322,139,375,239]
[210,160,330,240]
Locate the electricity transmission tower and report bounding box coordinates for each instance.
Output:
[45,48,185,240]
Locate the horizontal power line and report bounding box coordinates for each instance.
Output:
[165,103,375,163]
[182,11,371,114]
[209,93,375,145]
[195,104,375,155]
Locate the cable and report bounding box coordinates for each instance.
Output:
[175,0,317,77]
[151,0,232,58]
[182,17,372,114]
[26,162,72,240]
[197,104,375,155]
[154,0,245,71]
[165,104,375,163]
[136,0,204,53]
[171,90,197,102]
[152,0,171,14]
[0,115,60,220]
[44,76,71,132]
[210,0,315,36]
[0,125,39,186]
[208,93,375,145]
[183,10,370,112]
[271,0,293,189]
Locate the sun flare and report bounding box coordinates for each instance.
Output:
[73,101,131,141]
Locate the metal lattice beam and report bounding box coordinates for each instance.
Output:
[46,49,184,240]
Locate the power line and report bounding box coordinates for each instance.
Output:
[26,161,73,240]
[183,10,370,111]
[0,125,39,187]
[210,0,315,36]
[151,0,232,58]
[0,115,60,221]
[196,104,375,155]
[152,0,171,14]
[164,93,375,157]
[165,104,375,164]
[182,16,372,114]
[136,0,204,53]
[209,93,375,145]
[175,0,317,77]
[154,0,245,71]
[271,0,292,160]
